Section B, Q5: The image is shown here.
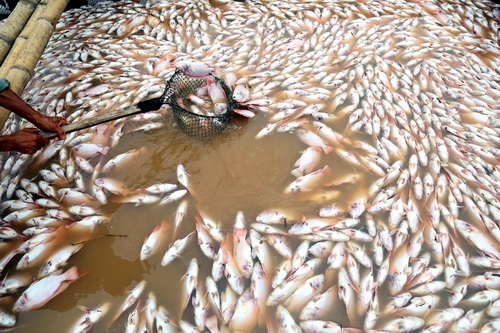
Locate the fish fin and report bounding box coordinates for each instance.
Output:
[77,305,90,313]
[322,145,334,154]
[233,109,255,118]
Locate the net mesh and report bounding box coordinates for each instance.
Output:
[160,69,237,140]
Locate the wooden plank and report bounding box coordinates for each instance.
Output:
[0,0,70,130]
[0,0,41,65]
[38,105,144,139]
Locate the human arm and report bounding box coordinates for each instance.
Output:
[0,84,68,140]
[0,128,50,154]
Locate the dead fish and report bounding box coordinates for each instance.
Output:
[140,220,169,261]
[70,302,111,333]
[13,266,81,312]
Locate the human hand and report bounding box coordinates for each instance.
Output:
[34,115,68,140]
[4,128,50,154]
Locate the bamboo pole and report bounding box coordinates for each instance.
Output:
[0,0,70,130]
[0,0,41,65]
[0,0,46,79]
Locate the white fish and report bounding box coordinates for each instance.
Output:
[207,77,228,114]
[155,306,177,333]
[58,188,96,206]
[450,309,485,332]
[94,178,129,196]
[296,129,334,154]
[348,243,372,269]
[456,219,500,260]
[364,295,379,331]
[3,207,46,224]
[319,203,343,217]
[177,164,191,192]
[308,241,334,259]
[249,229,273,277]
[283,274,324,314]
[276,305,301,333]
[13,266,80,312]
[0,273,32,294]
[232,84,250,103]
[101,147,147,172]
[229,289,259,332]
[265,234,293,259]
[161,231,195,266]
[70,302,111,333]
[221,284,238,324]
[299,320,344,333]
[17,237,57,270]
[388,241,411,295]
[180,258,199,315]
[251,260,270,327]
[267,272,306,307]
[0,226,21,239]
[337,267,357,326]
[144,292,157,333]
[72,143,110,159]
[291,147,322,177]
[256,209,291,224]
[426,307,464,327]
[220,237,245,295]
[140,220,169,261]
[118,192,161,206]
[125,301,140,333]
[176,60,214,77]
[383,292,413,315]
[68,205,97,217]
[195,222,215,259]
[0,311,16,328]
[327,242,347,269]
[284,165,332,193]
[349,197,367,219]
[300,285,338,320]
[469,272,500,289]
[397,295,439,317]
[38,244,84,279]
[109,280,146,329]
[381,316,425,332]
[145,182,177,194]
[233,211,253,279]
[195,213,225,243]
[463,289,500,306]
[206,276,222,318]
[291,240,310,273]
[192,287,210,330]
[178,320,199,333]
[78,84,110,97]
[158,189,188,205]
[211,244,226,283]
[173,199,188,238]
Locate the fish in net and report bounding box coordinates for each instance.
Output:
[138,68,238,140]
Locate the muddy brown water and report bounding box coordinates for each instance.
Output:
[2,1,499,331]
[4,100,489,333]
[5,108,363,332]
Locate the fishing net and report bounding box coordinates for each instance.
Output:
[138,69,237,140]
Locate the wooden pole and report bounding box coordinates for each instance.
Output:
[0,0,41,65]
[38,106,145,139]
[0,0,70,130]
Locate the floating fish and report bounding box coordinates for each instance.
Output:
[13,266,81,312]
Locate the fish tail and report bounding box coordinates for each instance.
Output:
[322,145,334,154]
[65,266,83,282]
[101,146,110,156]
